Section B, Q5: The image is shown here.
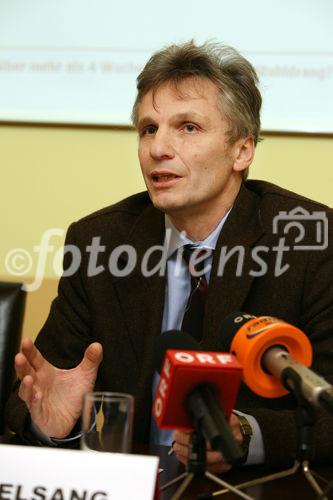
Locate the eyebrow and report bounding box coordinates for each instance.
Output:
[172,112,206,123]
[137,111,207,130]
[137,116,157,130]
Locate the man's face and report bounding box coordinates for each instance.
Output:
[137,77,248,221]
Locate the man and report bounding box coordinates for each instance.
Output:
[6,41,333,471]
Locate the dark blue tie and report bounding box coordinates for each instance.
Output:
[181,245,211,342]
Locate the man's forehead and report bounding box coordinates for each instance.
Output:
[160,76,218,97]
[138,77,221,117]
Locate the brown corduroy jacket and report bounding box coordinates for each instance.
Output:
[6,180,333,468]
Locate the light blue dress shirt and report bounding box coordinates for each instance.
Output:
[150,213,265,465]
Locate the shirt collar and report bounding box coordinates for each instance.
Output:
[164,208,232,259]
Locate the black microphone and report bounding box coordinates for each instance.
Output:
[219,312,333,414]
[154,329,200,373]
[153,330,244,464]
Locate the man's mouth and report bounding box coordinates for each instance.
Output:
[152,174,180,182]
[149,171,182,189]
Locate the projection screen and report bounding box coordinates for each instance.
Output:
[0,0,332,133]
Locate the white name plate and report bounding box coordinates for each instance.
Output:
[0,444,159,500]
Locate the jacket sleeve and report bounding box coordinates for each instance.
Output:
[5,222,92,444]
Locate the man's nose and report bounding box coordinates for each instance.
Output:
[149,129,175,160]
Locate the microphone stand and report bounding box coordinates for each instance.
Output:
[206,373,330,499]
[160,429,254,500]
[294,392,327,496]
[316,479,333,500]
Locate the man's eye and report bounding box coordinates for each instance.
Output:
[183,123,198,133]
[143,125,157,135]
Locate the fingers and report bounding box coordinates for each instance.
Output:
[176,446,230,473]
[18,375,44,422]
[205,450,225,466]
[18,375,34,405]
[208,461,232,474]
[15,338,46,380]
[229,413,244,445]
[173,429,191,446]
[16,340,44,413]
[80,342,103,372]
[15,352,35,381]
[173,441,189,462]
[173,446,188,465]
[173,429,231,473]
[173,440,223,465]
[174,442,230,473]
[18,375,41,407]
[21,338,46,371]
[172,430,192,464]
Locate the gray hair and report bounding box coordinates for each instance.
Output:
[131,40,262,146]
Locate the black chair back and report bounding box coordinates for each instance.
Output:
[0,282,26,434]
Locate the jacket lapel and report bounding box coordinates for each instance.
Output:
[202,183,264,349]
[113,204,166,364]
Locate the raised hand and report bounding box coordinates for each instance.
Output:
[15,338,103,439]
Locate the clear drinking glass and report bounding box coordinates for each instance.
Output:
[81,392,134,453]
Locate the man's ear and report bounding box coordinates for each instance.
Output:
[232,137,255,173]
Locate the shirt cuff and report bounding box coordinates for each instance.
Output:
[30,418,86,446]
[233,410,265,465]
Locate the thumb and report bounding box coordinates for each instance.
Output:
[80,342,103,372]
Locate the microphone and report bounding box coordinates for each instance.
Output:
[220,312,333,413]
[153,330,244,463]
